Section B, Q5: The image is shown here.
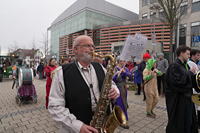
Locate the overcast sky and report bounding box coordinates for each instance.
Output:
[0,0,139,55]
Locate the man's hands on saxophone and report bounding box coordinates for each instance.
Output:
[80,86,119,133]
[108,87,120,99]
[80,124,98,133]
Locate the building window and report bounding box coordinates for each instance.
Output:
[142,0,149,7]
[159,9,164,18]
[142,13,148,19]
[179,24,187,46]
[192,0,200,13]
[150,0,157,4]
[150,11,156,18]
[180,2,188,15]
[191,22,200,47]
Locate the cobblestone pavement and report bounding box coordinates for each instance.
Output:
[0,79,168,133]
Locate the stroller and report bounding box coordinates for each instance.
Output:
[15,67,37,105]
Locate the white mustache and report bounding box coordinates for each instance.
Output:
[79,53,92,63]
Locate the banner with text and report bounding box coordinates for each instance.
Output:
[120,33,147,61]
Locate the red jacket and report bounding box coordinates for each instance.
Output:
[126,62,134,71]
[44,65,57,90]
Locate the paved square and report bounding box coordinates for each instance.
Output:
[0,79,168,133]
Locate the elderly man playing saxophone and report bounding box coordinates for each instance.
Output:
[48,35,120,133]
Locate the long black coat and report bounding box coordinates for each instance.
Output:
[165,58,198,133]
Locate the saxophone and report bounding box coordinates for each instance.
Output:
[90,52,127,133]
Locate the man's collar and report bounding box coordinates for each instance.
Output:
[77,61,91,70]
[177,58,187,64]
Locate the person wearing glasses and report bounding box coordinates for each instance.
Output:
[48,35,119,133]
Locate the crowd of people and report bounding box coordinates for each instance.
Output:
[47,36,200,133]
[165,47,200,133]
[11,35,200,133]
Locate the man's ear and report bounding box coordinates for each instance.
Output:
[73,47,77,54]
[73,46,78,50]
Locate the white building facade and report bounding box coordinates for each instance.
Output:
[139,0,200,48]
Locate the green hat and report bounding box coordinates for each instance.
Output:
[146,59,156,70]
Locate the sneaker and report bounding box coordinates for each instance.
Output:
[151,111,156,117]
[146,112,156,118]
[120,124,129,129]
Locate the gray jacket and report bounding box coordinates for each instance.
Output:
[157,58,168,74]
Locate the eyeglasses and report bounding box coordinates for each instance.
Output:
[77,44,95,49]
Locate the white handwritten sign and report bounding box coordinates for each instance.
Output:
[120,33,147,61]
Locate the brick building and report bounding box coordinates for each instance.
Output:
[59,19,170,58]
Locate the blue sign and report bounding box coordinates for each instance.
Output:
[192,36,200,42]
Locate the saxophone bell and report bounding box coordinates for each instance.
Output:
[103,106,128,133]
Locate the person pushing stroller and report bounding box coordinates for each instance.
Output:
[13,59,37,105]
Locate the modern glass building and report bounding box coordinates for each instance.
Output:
[48,0,138,57]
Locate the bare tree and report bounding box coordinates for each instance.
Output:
[40,32,49,59]
[7,41,19,54]
[32,38,36,50]
[150,0,185,62]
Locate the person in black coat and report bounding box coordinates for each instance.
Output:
[165,46,199,133]
[37,62,44,79]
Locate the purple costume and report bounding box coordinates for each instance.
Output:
[113,66,132,120]
[18,85,36,97]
